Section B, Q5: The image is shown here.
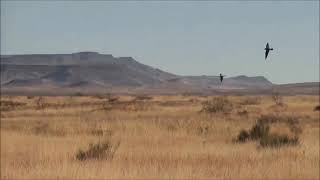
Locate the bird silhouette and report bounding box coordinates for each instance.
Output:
[219,73,226,83]
[265,43,273,60]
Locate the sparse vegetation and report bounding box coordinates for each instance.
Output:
[237,110,249,117]
[35,96,46,109]
[1,95,318,179]
[90,129,104,136]
[240,96,261,105]
[133,95,152,101]
[27,96,34,99]
[73,92,85,96]
[0,100,26,112]
[272,93,285,106]
[32,122,66,136]
[76,140,120,161]
[97,97,151,112]
[32,122,50,135]
[105,94,119,103]
[200,96,233,114]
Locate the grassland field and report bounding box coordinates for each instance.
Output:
[0,95,319,179]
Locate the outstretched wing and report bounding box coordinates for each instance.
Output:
[265,49,269,59]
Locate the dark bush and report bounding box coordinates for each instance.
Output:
[235,121,270,143]
[76,141,120,161]
[249,121,270,140]
[237,129,250,142]
[76,150,87,161]
[235,114,302,148]
[260,134,299,148]
[314,105,320,111]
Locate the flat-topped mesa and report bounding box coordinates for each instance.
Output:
[116,56,135,61]
[72,51,114,59]
[231,75,271,82]
[1,52,116,65]
[1,51,289,95]
[73,51,100,55]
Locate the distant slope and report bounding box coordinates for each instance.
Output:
[1,52,177,88]
[272,82,320,95]
[1,52,317,95]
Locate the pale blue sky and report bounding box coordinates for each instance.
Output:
[1,1,319,84]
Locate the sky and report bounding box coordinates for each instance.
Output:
[1,1,319,84]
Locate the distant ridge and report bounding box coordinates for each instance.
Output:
[1,52,318,95]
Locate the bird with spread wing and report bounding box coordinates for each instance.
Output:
[264,42,273,60]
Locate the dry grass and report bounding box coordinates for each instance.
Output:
[1,95,319,179]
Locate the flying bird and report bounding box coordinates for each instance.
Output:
[219,73,226,83]
[264,43,273,60]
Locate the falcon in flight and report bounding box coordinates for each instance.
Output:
[219,73,226,83]
[265,42,273,60]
